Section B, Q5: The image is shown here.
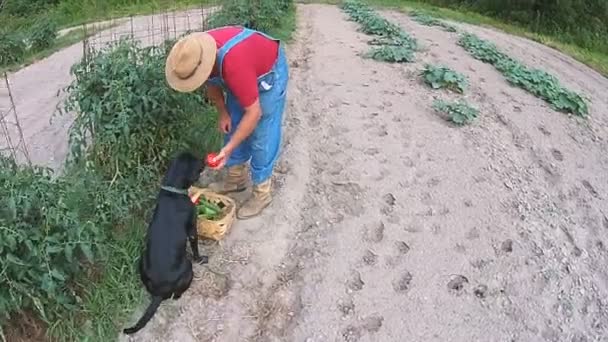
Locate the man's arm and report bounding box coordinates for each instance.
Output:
[205,84,229,116]
[224,99,262,154]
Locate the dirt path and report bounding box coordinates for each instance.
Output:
[119,4,608,342]
[0,8,217,171]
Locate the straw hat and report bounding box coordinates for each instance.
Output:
[165,32,217,92]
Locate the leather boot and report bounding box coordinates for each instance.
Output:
[237,178,272,219]
[207,164,249,194]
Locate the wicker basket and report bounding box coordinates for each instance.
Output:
[189,186,236,241]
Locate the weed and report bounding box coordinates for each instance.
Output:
[458,33,589,117]
[0,32,27,67]
[432,99,479,125]
[409,9,457,32]
[421,64,468,93]
[28,18,58,52]
[342,0,418,63]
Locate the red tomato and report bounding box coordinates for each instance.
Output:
[206,153,220,167]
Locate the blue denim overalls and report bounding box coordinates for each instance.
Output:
[205,27,289,185]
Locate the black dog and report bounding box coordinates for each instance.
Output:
[123,151,208,335]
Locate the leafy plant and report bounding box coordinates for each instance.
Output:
[342,0,418,63]
[409,10,457,32]
[421,64,468,93]
[0,32,26,66]
[29,18,58,52]
[59,38,221,181]
[366,45,415,63]
[208,0,293,34]
[458,33,589,117]
[0,156,113,323]
[432,99,479,125]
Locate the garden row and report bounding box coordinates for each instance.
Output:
[342,1,590,126]
[342,0,478,125]
[0,0,294,340]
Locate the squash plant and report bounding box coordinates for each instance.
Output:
[458,33,589,117]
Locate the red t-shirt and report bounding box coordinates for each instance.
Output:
[207,27,279,108]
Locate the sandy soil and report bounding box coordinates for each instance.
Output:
[3,2,608,341]
[114,4,608,342]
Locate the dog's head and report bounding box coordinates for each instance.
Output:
[162,151,204,190]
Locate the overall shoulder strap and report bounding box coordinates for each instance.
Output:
[217,28,256,79]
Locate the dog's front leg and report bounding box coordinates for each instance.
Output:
[189,210,208,265]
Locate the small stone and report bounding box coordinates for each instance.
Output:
[275,160,290,174]
[447,275,469,292]
[365,222,384,243]
[392,272,413,293]
[342,325,361,342]
[361,315,384,333]
[473,284,488,298]
[362,250,378,265]
[383,193,396,206]
[346,270,364,291]
[395,241,410,254]
[501,239,514,253]
[337,298,355,316]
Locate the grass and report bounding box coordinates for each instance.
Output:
[0,23,118,74]
[0,0,214,74]
[47,217,146,341]
[268,3,297,43]
[324,0,608,77]
[49,0,217,30]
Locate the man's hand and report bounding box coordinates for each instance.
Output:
[210,146,232,170]
[218,111,231,134]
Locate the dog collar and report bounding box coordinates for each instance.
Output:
[160,185,189,196]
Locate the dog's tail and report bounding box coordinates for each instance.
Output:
[122,295,163,335]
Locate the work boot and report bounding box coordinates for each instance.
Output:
[237,178,272,219]
[207,164,249,194]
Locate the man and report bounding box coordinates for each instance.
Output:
[165,25,289,220]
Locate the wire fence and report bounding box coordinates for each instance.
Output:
[0,0,221,168]
[0,72,31,166]
[83,4,221,52]
[0,1,28,164]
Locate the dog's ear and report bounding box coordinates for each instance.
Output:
[188,156,204,186]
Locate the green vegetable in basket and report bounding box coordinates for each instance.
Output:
[196,196,223,221]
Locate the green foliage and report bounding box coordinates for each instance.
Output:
[1,0,59,17]
[0,157,118,323]
[432,99,479,125]
[412,0,608,54]
[60,38,221,181]
[29,18,58,52]
[342,0,418,63]
[458,33,589,117]
[208,0,294,34]
[409,9,456,32]
[421,64,468,93]
[0,32,26,66]
[366,45,415,63]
